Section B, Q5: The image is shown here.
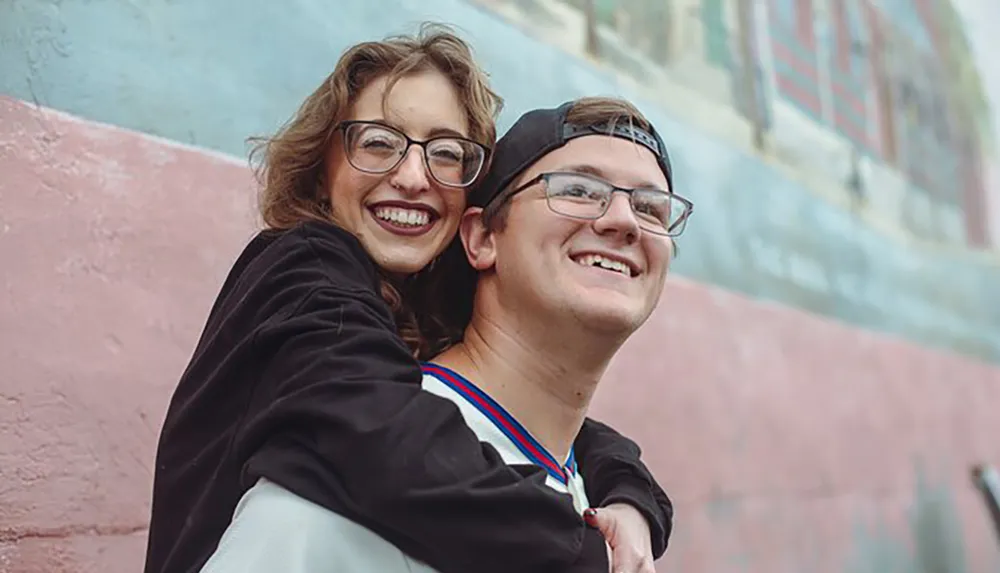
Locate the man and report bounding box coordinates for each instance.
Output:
[199,96,690,573]
[423,95,689,571]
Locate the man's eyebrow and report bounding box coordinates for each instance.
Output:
[559,163,606,178]
[559,163,664,190]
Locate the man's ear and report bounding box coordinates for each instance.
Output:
[459,207,497,271]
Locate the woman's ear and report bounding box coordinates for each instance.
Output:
[459,207,496,271]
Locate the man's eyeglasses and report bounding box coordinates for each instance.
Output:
[506,172,693,237]
[335,121,489,188]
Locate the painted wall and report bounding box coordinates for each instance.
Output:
[1,0,999,363]
[988,159,1000,249]
[4,96,1000,573]
[0,97,258,573]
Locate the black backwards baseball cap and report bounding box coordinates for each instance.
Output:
[469,100,673,209]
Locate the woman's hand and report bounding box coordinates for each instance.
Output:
[584,504,656,573]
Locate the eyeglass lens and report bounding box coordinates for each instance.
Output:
[343,122,485,187]
[544,173,688,236]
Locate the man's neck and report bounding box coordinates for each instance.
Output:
[433,311,621,464]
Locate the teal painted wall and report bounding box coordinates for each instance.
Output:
[2,0,998,362]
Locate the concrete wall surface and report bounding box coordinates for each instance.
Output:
[0,96,258,572]
[3,97,1000,572]
[2,0,999,363]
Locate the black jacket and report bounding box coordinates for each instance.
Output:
[143,221,672,573]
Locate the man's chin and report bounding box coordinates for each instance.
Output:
[570,303,645,337]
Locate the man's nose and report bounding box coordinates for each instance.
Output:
[592,193,640,243]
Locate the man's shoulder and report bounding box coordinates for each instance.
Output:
[418,365,525,466]
[418,365,468,408]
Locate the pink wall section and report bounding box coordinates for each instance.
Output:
[3,95,1000,572]
[0,96,259,572]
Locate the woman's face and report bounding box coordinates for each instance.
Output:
[324,70,477,275]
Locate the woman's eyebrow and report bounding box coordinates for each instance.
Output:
[426,126,468,139]
[369,116,469,140]
[376,117,469,139]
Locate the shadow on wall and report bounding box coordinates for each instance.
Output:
[848,466,970,573]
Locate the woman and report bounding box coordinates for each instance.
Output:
[143,24,670,573]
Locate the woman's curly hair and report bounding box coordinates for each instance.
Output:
[248,23,502,357]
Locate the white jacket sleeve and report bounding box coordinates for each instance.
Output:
[200,479,438,573]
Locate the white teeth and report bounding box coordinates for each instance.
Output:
[573,254,633,277]
[372,206,431,227]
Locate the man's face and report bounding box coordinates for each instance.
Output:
[470,135,673,336]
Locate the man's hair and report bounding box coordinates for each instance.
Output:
[249,23,502,358]
[408,96,656,360]
[480,96,654,233]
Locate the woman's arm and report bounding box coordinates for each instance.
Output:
[574,418,673,558]
[225,224,608,573]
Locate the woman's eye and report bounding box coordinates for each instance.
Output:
[361,138,396,150]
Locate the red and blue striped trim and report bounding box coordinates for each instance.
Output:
[421,362,577,485]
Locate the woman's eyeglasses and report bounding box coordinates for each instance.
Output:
[336,121,489,188]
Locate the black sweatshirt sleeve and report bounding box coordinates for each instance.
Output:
[231,225,609,573]
[574,417,673,558]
